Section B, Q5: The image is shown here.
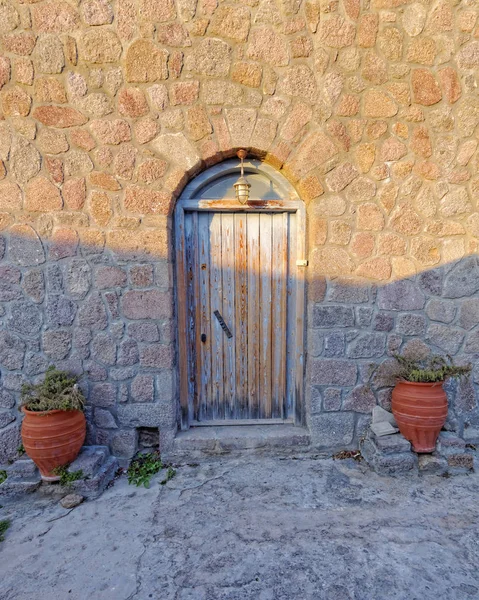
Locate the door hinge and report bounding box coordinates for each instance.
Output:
[296,259,308,267]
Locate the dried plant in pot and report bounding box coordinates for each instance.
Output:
[20,367,86,481]
[372,350,471,453]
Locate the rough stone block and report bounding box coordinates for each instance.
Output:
[68,446,109,477]
[311,359,357,386]
[418,454,448,475]
[312,306,354,328]
[373,433,411,454]
[347,333,385,358]
[378,280,426,311]
[0,422,21,463]
[309,412,355,447]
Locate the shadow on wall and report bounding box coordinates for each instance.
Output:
[0,226,478,463]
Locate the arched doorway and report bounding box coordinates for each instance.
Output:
[175,158,306,430]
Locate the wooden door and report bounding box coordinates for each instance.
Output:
[177,209,300,426]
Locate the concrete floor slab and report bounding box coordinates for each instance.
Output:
[1,456,479,599]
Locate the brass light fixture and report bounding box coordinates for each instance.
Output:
[233,149,251,204]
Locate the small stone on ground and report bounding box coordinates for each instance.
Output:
[60,493,84,509]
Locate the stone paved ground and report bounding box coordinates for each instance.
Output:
[1,456,479,600]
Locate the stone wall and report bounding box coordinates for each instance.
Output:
[0,0,479,461]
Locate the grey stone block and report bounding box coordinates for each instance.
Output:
[65,260,92,299]
[92,333,117,365]
[9,301,42,337]
[6,458,38,477]
[0,422,21,463]
[131,374,155,403]
[77,293,108,330]
[378,280,426,311]
[443,256,479,299]
[425,299,456,323]
[418,269,443,296]
[436,431,466,456]
[397,314,426,336]
[426,324,464,354]
[42,330,72,360]
[8,229,45,267]
[0,478,41,497]
[118,404,164,428]
[71,455,119,498]
[0,411,16,429]
[312,305,355,328]
[94,409,118,429]
[343,386,376,413]
[310,412,355,447]
[327,280,369,304]
[373,313,394,332]
[374,452,417,475]
[127,322,160,342]
[68,446,110,477]
[46,295,77,327]
[311,359,357,386]
[347,332,385,358]
[0,389,16,409]
[324,332,345,357]
[418,454,448,475]
[0,331,26,371]
[323,388,342,412]
[22,269,45,304]
[111,429,138,459]
[356,306,373,327]
[459,298,479,330]
[90,383,117,407]
[373,433,411,454]
[117,339,139,366]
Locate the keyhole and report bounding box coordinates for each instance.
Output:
[201,333,207,343]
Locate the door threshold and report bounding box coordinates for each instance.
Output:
[190,418,294,427]
[170,423,310,459]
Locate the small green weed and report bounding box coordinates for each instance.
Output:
[17,444,25,456]
[127,452,163,488]
[0,470,7,485]
[160,466,176,485]
[0,519,10,542]
[52,466,84,486]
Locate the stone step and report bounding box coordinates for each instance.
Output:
[170,424,310,460]
[0,477,41,497]
[68,446,110,478]
[70,456,119,498]
[5,458,38,478]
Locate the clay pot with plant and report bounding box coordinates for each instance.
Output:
[372,352,471,453]
[20,367,86,481]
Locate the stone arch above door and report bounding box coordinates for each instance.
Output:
[175,158,306,430]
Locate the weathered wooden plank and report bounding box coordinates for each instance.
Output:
[286,212,297,420]
[209,212,224,420]
[295,205,306,425]
[271,212,288,419]
[197,211,212,421]
[246,212,260,419]
[185,211,199,423]
[175,207,189,429]
[181,199,299,212]
[221,213,236,419]
[259,213,273,419]
[234,212,248,419]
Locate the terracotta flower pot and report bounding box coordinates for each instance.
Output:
[391,380,448,453]
[21,408,86,481]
